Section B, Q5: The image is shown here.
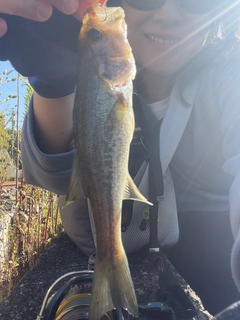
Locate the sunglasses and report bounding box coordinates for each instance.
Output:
[124,0,232,14]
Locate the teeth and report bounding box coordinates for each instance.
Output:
[148,34,178,45]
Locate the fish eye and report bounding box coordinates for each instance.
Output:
[87,28,102,41]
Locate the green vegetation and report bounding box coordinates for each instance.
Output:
[0,71,62,302]
[0,113,12,182]
[0,113,10,150]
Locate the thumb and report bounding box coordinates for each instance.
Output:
[1,0,53,21]
[0,18,7,37]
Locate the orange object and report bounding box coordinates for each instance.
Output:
[77,0,107,20]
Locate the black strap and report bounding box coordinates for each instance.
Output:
[132,92,164,255]
[132,96,198,318]
[133,93,164,200]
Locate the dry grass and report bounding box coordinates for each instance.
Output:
[0,179,62,302]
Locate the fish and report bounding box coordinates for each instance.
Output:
[65,6,152,320]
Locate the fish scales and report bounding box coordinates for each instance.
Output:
[65,7,152,320]
[79,67,131,257]
[77,66,131,201]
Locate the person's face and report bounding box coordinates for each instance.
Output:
[122,0,219,76]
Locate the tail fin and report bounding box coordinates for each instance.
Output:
[89,252,138,320]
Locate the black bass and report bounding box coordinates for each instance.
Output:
[66,7,152,319]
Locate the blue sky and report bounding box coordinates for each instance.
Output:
[0,60,27,127]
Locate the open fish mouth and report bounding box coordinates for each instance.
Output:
[103,78,133,91]
[81,7,136,91]
[114,80,132,88]
[96,52,136,89]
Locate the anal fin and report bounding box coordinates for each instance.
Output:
[123,174,153,206]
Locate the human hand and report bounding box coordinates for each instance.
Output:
[0,0,107,38]
[0,9,81,98]
[0,0,52,37]
[0,1,107,98]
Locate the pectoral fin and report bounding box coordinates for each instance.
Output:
[64,157,85,208]
[123,174,153,206]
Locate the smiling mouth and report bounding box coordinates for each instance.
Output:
[146,34,180,45]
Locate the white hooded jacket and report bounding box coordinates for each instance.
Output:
[21,45,240,291]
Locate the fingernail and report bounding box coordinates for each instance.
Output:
[0,19,7,37]
[63,0,79,14]
[37,4,51,20]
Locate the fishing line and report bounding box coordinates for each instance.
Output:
[102,7,108,22]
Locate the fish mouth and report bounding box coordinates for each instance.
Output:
[100,69,134,91]
[102,79,132,92]
[98,56,136,91]
[107,80,133,92]
[114,80,132,89]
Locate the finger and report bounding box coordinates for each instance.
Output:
[99,0,107,6]
[1,0,53,21]
[0,18,7,38]
[73,1,90,20]
[73,0,107,21]
[50,0,79,15]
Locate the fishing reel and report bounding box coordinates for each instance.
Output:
[36,269,198,320]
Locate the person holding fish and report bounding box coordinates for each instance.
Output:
[1,0,240,318]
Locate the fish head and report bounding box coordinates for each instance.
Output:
[80,7,136,90]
